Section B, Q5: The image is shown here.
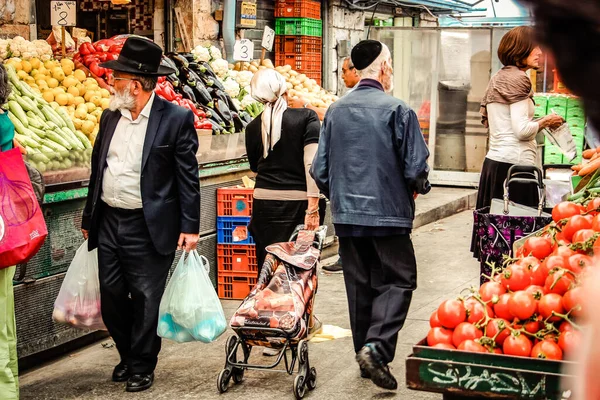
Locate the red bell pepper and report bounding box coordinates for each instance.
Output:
[98,53,110,62]
[89,62,105,77]
[108,44,121,54]
[83,54,99,66]
[94,39,116,52]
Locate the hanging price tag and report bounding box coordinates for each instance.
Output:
[51,1,76,27]
[233,39,254,62]
[261,26,275,52]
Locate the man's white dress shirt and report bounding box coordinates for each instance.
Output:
[101,92,155,210]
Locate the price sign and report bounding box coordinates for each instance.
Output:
[261,26,275,52]
[239,2,257,28]
[233,39,254,62]
[51,1,76,27]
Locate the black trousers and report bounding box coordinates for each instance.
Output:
[249,198,326,275]
[339,235,417,364]
[97,205,175,375]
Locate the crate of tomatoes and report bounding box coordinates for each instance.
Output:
[405,195,600,399]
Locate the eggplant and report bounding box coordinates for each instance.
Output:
[181,53,195,63]
[184,69,212,105]
[161,57,179,74]
[231,112,247,132]
[207,107,226,126]
[166,74,181,88]
[167,53,189,70]
[208,118,225,132]
[196,62,226,91]
[239,111,253,124]
[216,99,232,122]
[181,85,197,103]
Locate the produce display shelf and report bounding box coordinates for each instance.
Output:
[275,0,321,19]
[275,18,323,37]
[406,340,574,400]
[275,35,322,54]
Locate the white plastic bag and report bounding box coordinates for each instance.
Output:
[52,241,106,330]
[544,122,577,161]
[158,250,226,343]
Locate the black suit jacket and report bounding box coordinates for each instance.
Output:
[82,95,201,255]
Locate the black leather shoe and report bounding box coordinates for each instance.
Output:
[112,363,131,383]
[126,373,154,392]
[356,344,398,390]
[360,368,370,379]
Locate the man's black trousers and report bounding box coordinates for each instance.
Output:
[339,234,417,364]
[97,204,174,374]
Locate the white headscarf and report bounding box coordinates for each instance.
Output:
[250,69,288,158]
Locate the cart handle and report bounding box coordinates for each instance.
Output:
[502,166,546,217]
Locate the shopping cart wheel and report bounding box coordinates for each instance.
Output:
[217,369,231,393]
[293,375,307,399]
[232,367,244,384]
[226,336,238,357]
[307,367,317,391]
[298,340,308,364]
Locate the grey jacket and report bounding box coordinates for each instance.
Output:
[310,83,431,229]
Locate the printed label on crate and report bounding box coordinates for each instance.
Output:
[234,39,254,62]
[262,26,275,51]
[232,226,249,242]
[239,2,257,27]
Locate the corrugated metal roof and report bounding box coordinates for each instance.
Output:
[393,0,485,14]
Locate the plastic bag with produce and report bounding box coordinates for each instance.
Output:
[52,240,105,330]
[157,251,226,343]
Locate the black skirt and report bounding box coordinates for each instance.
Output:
[249,198,327,276]
[470,157,540,255]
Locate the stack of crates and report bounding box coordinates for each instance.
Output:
[536,94,586,165]
[274,0,323,85]
[216,187,257,300]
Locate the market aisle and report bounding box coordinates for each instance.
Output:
[19,210,480,400]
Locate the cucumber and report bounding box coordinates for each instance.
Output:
[55,107,76,132]
[42,139,68,153]
[61,127,84,150]
[26,114,44,129]
[46,130,72,150]
[15,95,33,112]
[28,126,47,138]
[25,128,44,143]
[14,133,41,148]
[41,105,65,128]
[73,130,92,149]
[30,152,51,164]
[7,100,28,127]
[7,111,28,135]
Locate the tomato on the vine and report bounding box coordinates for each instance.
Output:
[503,333,533,357]
[531,263,550,287]
[562,215,593,242]
[464,298,494,325]
[558,330,582,355]
[501,264,532,291]
[479,281,506,303]
[544,255,567,271]
[587,198,600,215]
[531,339,563,360]
[545,269,575,296]
[517,256,541,270]
[523,318,542,334]
[566,254,593,274]
[452,322,483,348]
[493,293,513,321]
[592,213,600,231]
[562,287,584,318]
[486,318,510,345]
[427,327,454,346]
[521,237,553,260]
[437,299,467,329]
[552,202,584,223]
[538,293,565,322]
[508,291,537,320]
[432,343,455,350]
[559,321,575,333]
[430,310,442,328]
[572,229,596,244]
[457,339,487,353]
[552,246,576,264]
[525,285,546,300]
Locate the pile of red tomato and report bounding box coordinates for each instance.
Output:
[426,200,600,360]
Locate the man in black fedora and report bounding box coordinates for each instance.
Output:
[81,37,200,392]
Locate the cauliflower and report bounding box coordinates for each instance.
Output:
[209,45,222,61]
[235,71,253,88]
[0,40,8,61]
[210,58,229,79]
[241,94,258,110]
[232,98,242,111]
[191,45,210,63]
[223,78,240,98]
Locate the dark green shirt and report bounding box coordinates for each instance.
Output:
[0,112,14,151]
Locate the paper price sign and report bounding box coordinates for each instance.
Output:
[233,39,254,62]
[51,1,76,27]
[261,26,275,52]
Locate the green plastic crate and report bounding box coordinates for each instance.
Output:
[551,106,567,118]
[568,118,586,129]
[548,96,569,109]
[567,107,585,119]
[545,154,563,165]
[571,127,585,138]
[275,18,323,36]
[568,97,584,110]
[534,95,548,107]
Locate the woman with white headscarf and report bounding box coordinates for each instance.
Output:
[245,69,325,272]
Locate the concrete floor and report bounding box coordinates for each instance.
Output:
[19,210,480,400]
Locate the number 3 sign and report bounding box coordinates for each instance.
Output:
[233,39,254,62]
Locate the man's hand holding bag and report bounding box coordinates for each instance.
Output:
[0,148,47,269]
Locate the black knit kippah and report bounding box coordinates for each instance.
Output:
[351,40,383,71]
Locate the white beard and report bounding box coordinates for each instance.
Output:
[108,85,136,111]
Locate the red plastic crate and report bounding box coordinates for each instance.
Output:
[217,187,254,216]
[218,271,257,300]
[275,35,322,54]
[275,0,321,19]
[275,52,322,74]
[300,70,321,85]
[217,244,258,274]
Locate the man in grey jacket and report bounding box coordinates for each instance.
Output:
[310,40,431,390]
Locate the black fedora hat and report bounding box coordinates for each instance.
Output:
[100,36,175,76]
